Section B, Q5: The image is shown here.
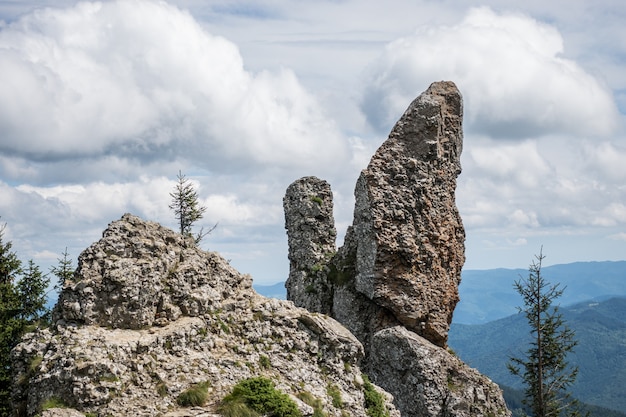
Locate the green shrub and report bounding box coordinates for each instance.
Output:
[177,381,210,407]
[29,355,43,373]
[219,377,302,417]
[326,384,343,408]
[156,381,168,397]
[362,375,389,417]
[310,196,323,206]
[297,391,325,417]
[259,355,271,370]
[41,397,69,410]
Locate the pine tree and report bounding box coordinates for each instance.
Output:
[17,260,50,323]
[0,223,23,415]
[50,247,74,291]
[169,171,214,244]
[508,249,583,417]
[0,222,51,416]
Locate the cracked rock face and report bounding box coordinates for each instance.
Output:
[285,81,465,348]
[285,82,510,417]
[349,80,465,347]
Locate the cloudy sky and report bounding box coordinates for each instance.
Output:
[1,0,625,287]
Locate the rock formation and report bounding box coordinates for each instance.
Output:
[284,81,510,417]
[283,176,337,314]
[11,214,399,417]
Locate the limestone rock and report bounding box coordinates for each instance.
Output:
[284,177,337,313]
[368,326,509,417]
[284,81,510,417]
[349,80,465,347]
[12,214,398,417]
[285,82,465,348]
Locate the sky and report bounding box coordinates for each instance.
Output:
[0,0,625,286]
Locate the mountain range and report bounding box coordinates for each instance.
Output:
[253,260,626,324]
[448,296,626,414]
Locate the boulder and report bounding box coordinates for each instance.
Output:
[368,326,509,417]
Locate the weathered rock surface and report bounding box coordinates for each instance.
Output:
[347,80,465,347]
[284,177,336,313]
[368,327,509,417]
[284,81,510,417]
[12,214,398,417]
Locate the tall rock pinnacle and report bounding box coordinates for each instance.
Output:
[284,82,509,417]
[349,80,465,346]
[285,81,465,347]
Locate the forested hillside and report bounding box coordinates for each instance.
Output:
[448,297,626,413]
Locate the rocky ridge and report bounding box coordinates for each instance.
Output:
[284,81,510,417]
[12,214,398,417]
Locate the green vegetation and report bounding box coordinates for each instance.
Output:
[50,247,74,290]
[326,383,343,408]
[508,249,582,417]
[219,320,231,334]
[41,396,69,410]
[310,196,323,206]
[176,381,210,407]
[156,381,168,397]
[169,170,216,244]
[0,222,50,416]
[218,377,302,417]
[297,391,325,417]
[449,296,626,414]
[259,355,271,369]
[362,375,389,417]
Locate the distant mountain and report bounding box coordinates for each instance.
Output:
[253,261,626,324]
[253,281,286,299]
[501,385,626,417]
[448,297,626,413]
[455,260,626,324]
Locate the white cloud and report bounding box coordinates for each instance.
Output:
[15,176,173,222]
[609,232,626,241]
[361,7,620,138]
[584,141,626,182]
[0,0,348,176]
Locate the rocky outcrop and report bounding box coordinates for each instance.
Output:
[368,327,509,417]
[12,214,399,417]
[284,81,510,417]
[347,81,465,347]
[283,177,337,314]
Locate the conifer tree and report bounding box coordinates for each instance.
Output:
[508,249,583,417]
[0,222,50,416]
[169,171,215,244]
[17,260,49,323]
[0,223,23,415]
[50,247,74,291]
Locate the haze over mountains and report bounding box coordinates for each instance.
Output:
[454,260,626,324]
[254,260,626,325]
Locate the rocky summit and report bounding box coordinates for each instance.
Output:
[12,214,399,417]
[10,81,510,417]
[284,81,510,417]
